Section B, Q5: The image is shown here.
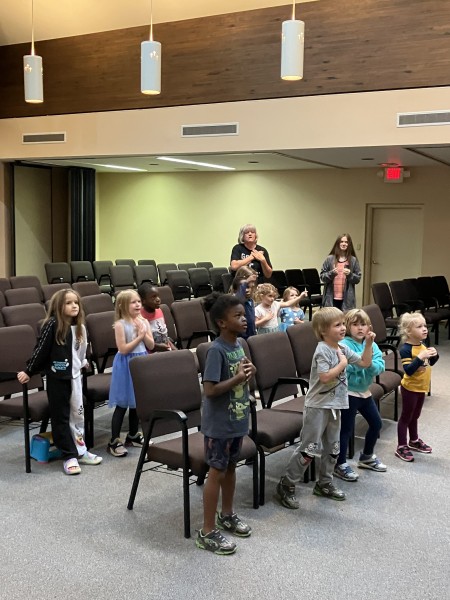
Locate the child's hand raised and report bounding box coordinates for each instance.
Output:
[242,357,256,381]
[299,290,308,299]
[365,330,376,344]
[337,348,348,368]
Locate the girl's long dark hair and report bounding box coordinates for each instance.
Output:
[45,289,85,345]
[329,233,357,261]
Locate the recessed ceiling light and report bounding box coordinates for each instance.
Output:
[248,161,259,164]
[156,156,235,171]
[88,163,148,172]
[361,157,374,161]
[148,163,159,166]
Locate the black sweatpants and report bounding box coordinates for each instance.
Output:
[46,377,78,460]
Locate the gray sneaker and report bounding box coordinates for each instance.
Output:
[358,454,387,472]
[334,463,359,482]
[276,477,299,509]
[313,482,346,501]
[217,512,252,537]
[195,528,237,555]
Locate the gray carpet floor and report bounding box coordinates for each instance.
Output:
[1,337,449,600]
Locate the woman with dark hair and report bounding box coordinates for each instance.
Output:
[230,224,273,283]
[320,233,361,311]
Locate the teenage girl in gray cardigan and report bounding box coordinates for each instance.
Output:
[320,233,361,311]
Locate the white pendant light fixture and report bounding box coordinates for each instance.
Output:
[141,0,161,95]
[281,0,305,81]
[23,0,43,103]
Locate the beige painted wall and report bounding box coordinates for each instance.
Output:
[0,163,12,277]
[97,166,450,306]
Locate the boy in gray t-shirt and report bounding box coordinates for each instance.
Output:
[277,307,375,507]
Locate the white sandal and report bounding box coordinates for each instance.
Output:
[63,458,81,475]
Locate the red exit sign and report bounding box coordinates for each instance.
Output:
[384,167,404,183]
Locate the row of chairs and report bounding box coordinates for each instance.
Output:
[372,276,450,345]
[127,303,403,538]
[44,260,214,287]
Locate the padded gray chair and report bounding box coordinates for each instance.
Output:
[188,267,212,298]
[209,267,228,292]
[178,263,196,271]
[156,286,174,307]
[109,265,135,294]
[115,259,136,267]
[81,293,114,316]
[138,259,157,268]
[5,287,42,306]
[0,278,11,295]
[2,303,46,337]
[157,263,177,286]
[70,261,95,282]
[170,298,215,349]
[196,261,213,270]
[0,325,50,472]
[166,270,191,301]
[9,275,44,301]
[134,264,158,286]
[42,283,72,302]
[44,262,71,284]
[127,350,258,538]
[72,281,102,297]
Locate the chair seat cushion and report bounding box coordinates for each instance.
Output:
[148,431,257,476]
[271,396,305,413]
[0,390,49,421]
[250,409,303,449]
[84,373,111,404]
[377,371,402,393]
[369,382,385,402]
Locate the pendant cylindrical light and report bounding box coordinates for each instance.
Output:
[141,1,161,95]
[281,2,305,81]
[23,0,43,103]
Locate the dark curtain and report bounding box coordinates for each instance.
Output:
[69,167,96,261]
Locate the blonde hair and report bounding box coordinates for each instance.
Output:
[255,283,278,304]
[399,312,427,341]
[312,307,344,340]
[45,288,85,345]
[114,289,140,322]
[238,224,258,244]
[282,286,300,302]
[344,308,372,335]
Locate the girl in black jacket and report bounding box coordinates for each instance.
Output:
[18,289,102,475]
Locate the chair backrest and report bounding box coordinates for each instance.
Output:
[70,260,95,282]
[5,287,42,306]
[115,259,136,267]
[247,331,299,407]
[371,282,394,317]
[431,275,450,306]
[286,321,318,379]
[170,298,212,348]
[0,325,44,397]
[85,311,117,372]
[130,350,202,434]
[72,281,102,297]
[389,280,420,312]
[362,304,388,343]
[269,270,288,296]
[209,267,228,292]
[157,263,177,285]
[221,272,233,293]
[415,276,435,307]
[44,262,71,284]
[93,260,113,284]
[0,291,5,310]
[41,283,72,302]
[0,278,11,295]
[9,275,44,301]
[166,270,191,301]
[156,285,175,307]
[188,267,212,298]
[178,263,196,271]
[138,259,157,267]
[134,264,158,286]
[109,265,135,292]
[302,268,322,296]
[196,261,213,270]
[1,303,47,337]
[160,303,177,342]
[81,293,114,316]
[285,269,306,289]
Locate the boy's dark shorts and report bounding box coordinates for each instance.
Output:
[204,436,243,471]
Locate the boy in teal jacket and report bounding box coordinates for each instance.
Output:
[334,309,386,482]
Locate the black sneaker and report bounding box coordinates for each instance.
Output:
[107,438,128,457]
[216,512,252,537]
[313,482,346,501]
[276,477,299,509]
[125,432,145,447]
[195,528,237,555]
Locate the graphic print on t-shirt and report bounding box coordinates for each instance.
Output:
[226,346,249,423]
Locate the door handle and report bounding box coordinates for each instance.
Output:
[372,260,379,264]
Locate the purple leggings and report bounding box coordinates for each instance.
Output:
[397,386,425,446]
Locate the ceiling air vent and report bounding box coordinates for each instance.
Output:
[181,123,239,137]
[397,111,450,127]
[22,132,66,144]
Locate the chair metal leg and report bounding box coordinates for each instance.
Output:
[258,448,266,506]
[127,430,152,510]
[39,417,49,433]
[348,427,355,459]
[252,451,259,509]
[182,432,191,539]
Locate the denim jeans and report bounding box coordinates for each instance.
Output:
[337,394,382,464]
